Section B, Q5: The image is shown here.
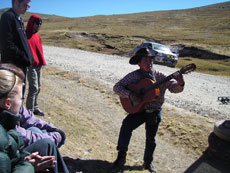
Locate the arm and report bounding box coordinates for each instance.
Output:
[16,106,65,148]
[168,71,185,93]
[15,126,63,147]
[19,105,57,131]
[154,70,184,94]
[113,70,141,98]
[0,12,30,65]
[24,152,56,172]
[0,152,11,173]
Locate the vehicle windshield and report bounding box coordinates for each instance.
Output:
[153,44,170,52]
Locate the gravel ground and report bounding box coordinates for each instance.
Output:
[44,45,230,121]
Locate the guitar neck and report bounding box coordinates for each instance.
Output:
[144,72,178,93]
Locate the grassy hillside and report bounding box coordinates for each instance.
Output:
[20,2,230,56]
[1,2,230,76]
[1,2,230,54]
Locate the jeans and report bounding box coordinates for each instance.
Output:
[117,111,161,164]
[25,127,69,173]
[26,66,42,111]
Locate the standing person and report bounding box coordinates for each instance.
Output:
[26,14,46,116]
[112,48,185,172]
[0,63,57,172]
[0,0,34,98]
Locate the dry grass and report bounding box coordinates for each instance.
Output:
[177,57,230,76]
[39,67,215,163]
[14,1,229,58]
[25,2,230,77]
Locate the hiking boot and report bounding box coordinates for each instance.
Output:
[111,151,126,171]
[34,108,45,116]
[143,163,157,172]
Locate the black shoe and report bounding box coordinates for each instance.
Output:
[111,151,126,171]
[34,109,45,116]
[143,163,157,173]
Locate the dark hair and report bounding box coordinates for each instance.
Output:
[12,0,29,6]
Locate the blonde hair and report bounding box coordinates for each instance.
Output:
[0,64,24,99]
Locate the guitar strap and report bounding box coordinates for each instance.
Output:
[138,69,156,81]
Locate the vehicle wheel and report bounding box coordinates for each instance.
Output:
[213,120,230,142]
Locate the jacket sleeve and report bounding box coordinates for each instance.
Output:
[15,106,63,147]
[0,126,9,153]
[113,71,140,98]
[155,70,184,94]
[15,125,62,148]
[12,160,34,173]
[19,105,57,131]
[0,152,11,173]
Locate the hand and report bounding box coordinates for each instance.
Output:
[24,152,56,172]
[55,129,66,147]
[172,72,184,86]
[129,92,141,106]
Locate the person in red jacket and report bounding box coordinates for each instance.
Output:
[26,14,46,116]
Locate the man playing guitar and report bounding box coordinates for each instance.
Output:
[112,47,185,172]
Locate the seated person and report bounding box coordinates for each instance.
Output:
[16,105,66,148]
[0,63,56,172]
[0,63,69,173]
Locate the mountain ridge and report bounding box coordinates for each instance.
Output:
[1,2,230,58]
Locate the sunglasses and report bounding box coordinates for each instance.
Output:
[35,20,42,25]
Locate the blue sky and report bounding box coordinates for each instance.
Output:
[0,0,229,18]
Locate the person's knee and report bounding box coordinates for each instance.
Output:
[27,127,43,133]
[25,139,57,156]
[28,81,39,93]
[39,138,56,147]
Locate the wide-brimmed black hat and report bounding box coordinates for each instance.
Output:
[129,47,156,65]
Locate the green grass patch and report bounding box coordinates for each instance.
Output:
[177,57,230,77]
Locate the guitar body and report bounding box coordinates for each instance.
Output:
[120,78,160,114]
[119,63,196,114]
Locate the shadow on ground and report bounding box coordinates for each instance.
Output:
[64,134,230,173]
[63,157,111,173]
[63,157,145,173]
[185,133,230,173]
[185,151,230,173]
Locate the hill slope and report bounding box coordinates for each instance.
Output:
[1,2,229,56]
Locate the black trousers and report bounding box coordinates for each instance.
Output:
[117,110,161,164]
[24,138,69,173]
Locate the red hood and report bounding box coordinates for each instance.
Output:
[26,14,41,38]
[26,14,46,66]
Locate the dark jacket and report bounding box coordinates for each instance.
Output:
[0,8,34,70]
[0,108,34,173]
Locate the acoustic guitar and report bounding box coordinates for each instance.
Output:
[120,63,196,114]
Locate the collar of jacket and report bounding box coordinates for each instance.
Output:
[10,8,20,20]
[0,108,20,130]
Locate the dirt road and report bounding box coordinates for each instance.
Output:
[44,46,230,120]
[38,46,230,173]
